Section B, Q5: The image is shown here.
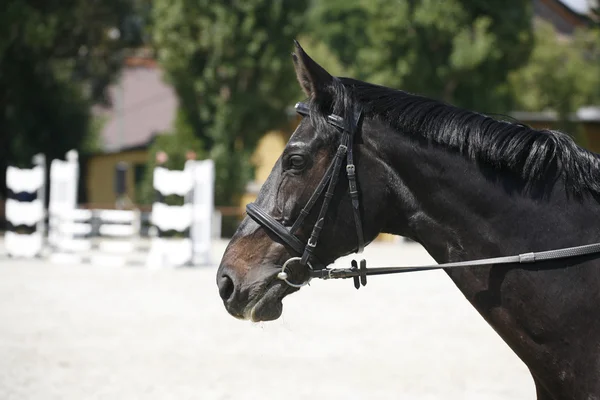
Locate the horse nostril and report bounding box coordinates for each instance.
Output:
[218,273,235,302]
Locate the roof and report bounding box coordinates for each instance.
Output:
[535,0,596,35]
[93,57,177,153]
[559,0,595,15]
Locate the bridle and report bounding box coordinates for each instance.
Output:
[246,101,365,287]
[246,101,600,290]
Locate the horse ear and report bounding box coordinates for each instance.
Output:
[292,40,333,100]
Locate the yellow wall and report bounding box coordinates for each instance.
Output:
[582,123,600,153]
[240,130,289,207]
[252,130,289,182]
[87,149,148,206]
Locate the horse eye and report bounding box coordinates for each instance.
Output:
[289,155,306,170]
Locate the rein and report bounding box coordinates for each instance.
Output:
[247,101,600,290]
[308,242,600,290]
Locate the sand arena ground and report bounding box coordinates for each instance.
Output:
[0,239,534,399]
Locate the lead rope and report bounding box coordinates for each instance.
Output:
[308,242,600,289]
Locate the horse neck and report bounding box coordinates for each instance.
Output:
[367,121,600,264]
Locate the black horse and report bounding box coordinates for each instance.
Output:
[217,42,600,399]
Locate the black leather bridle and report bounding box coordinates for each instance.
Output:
[246,102,600,290]
[246,101,365,287]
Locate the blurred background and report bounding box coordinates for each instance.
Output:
[0,0,599,235]
[0,1,599,399]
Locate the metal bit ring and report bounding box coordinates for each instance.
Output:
[277,257,312,288]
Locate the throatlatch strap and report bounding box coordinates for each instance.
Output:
[346,106,365,253]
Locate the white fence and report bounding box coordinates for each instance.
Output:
[48,150,79,249]
[49,208,143,266]
[3,151,218,267]
[146,159,215,268]
[4,154,46,258]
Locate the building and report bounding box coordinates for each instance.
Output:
[512,107,600,152]
[86,56,177,207]
[515,0,600,149]
[87,0,598,212]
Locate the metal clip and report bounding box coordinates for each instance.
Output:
[350,259,368,289]
[519,252,536,263]
[351,260,360,289]
[360,259,367,287]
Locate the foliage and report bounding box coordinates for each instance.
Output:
[137,111,205,205]
[294,35,350,78]
[151,0,308,206]
[306,0,534,113]
[508,21,600,135]
[0,0,145,196]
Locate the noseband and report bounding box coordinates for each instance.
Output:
[246,101,365,286]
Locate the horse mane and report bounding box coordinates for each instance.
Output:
[314,76,600,197]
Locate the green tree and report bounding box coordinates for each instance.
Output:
[508,21,600,138]
[0,0,145,197]
[307,0,534,113]
[151,0,307,206]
